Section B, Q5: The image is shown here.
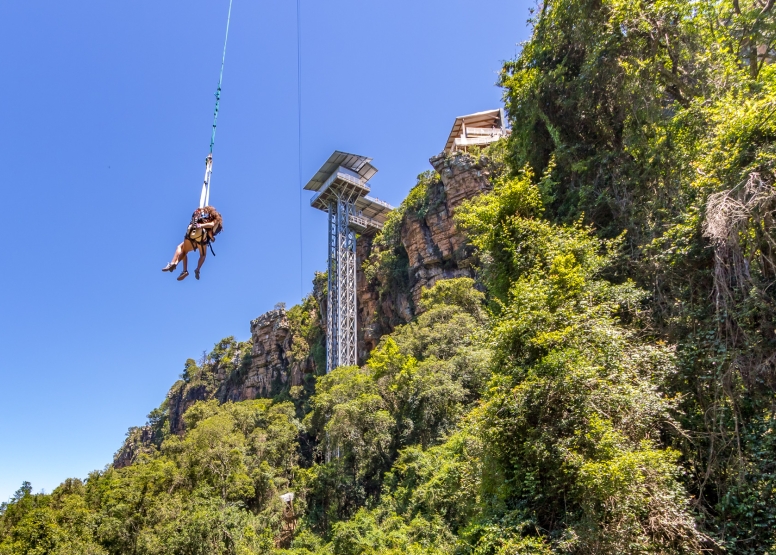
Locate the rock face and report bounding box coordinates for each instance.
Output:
[114,308,316,467]
[357,152,493,356]
[226,310,306,401]
[113,426,153,469]
[405,152,492,308]
[166,309,302,434]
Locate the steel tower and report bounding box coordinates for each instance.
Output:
[304,152,394,372]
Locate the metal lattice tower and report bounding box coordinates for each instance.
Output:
[304,152,394,372]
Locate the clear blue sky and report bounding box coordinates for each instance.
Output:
[0,0,532,501]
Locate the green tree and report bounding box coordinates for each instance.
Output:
[455,172,710,553]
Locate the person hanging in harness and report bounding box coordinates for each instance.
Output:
[161,0,231,282]
[162,206,223,281]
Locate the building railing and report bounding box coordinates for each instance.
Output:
[363,195,392,209]
[349,214,383,233]
[465,127,505,137]
[455,135,503,147]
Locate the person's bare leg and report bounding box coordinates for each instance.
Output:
[163,242,186,271]
[194,248,206,279]
[171,242,185,264]
[162,241,186,272]
[177,252,190,281]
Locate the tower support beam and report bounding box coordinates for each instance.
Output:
[326,195,358,371]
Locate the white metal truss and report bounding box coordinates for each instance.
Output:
[326,193,358,372]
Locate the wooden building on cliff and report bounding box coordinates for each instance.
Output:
[443,108,510,153]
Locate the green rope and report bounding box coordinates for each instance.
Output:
[210,0,233,154]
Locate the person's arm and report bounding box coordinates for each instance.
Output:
[196,221,216,229]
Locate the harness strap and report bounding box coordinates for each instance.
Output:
[186,225,216,257]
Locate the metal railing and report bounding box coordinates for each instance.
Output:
[455,135,502,147]
[465,127,504,137]
[349,214,383,232]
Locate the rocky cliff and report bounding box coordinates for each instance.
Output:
[406,152,493,305]
[114,306,321,467]
[357,151,495,356]
[165,309,306,434]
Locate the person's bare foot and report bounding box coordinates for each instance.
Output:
[177,270,189,281]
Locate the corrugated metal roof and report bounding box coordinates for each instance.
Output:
[304,150,394,228]
[304,150,378,191]
[309,171,369,211]
[444,109,505,152]
[355,195,394,224]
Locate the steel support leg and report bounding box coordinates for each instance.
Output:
[325,196,358,372]
[326,202,338,373]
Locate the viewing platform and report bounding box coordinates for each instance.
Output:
[305,151,394,235]
[443,108,511,153]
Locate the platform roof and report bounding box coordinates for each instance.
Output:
[304,151,378,192]
[355,195,394,225]
[309,168,371,212]
[444,109,505,152]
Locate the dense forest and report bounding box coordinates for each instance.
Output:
[4,0,776,552]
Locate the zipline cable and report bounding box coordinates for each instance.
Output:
[200,0,234,208]
[297,0,304,298]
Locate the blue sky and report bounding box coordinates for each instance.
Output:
[0,0,533,501]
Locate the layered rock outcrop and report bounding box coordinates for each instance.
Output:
[165,309,304,434]
[404,152,493,307]
[113,425,153,469]
[114,307,317,467]
[224,309,306,401]
[357,152,494,356]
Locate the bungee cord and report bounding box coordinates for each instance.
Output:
[199,0,234,209]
